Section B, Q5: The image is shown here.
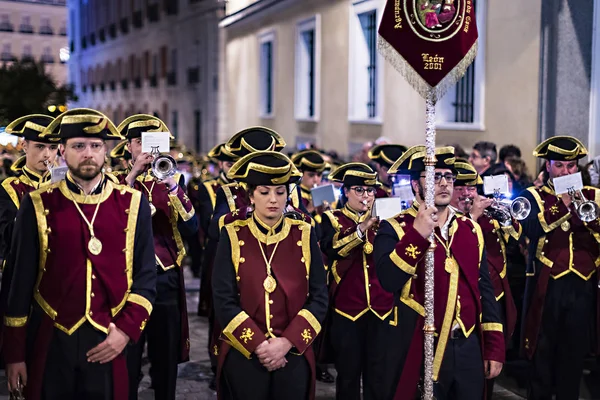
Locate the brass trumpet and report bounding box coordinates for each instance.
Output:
[150,146,177,180]
[567,188,600,222]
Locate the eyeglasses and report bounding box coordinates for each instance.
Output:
[350,187,376,195]
[420,173,457,184]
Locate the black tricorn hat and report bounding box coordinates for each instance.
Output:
[41,108,122,140]
[227,151,301,185]
[389,146,456,179]
[117,114,174,140]
[291,149,327,173]
[109,140,131,160]
[224,127,286,159]
[328,162,380,187]
[454,158,482,187]
[5,114,59,143]
[368,144,408,169]
[533,136,587,161]
[208,143,236,163]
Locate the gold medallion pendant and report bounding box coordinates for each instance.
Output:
[263,275,277,293]
[364,242,373,254]
[88,236,103,255]
[561,221,570,232]
[149,202,157,216]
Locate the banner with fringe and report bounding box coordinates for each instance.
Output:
[378,0,478,102]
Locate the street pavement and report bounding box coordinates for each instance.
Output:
[0,269,527,399]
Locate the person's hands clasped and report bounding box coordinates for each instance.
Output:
[413,203,438,239]
[255,337,293,372]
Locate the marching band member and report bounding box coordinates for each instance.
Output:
[519,136,600,400]
[374,146,504,400]
[0,115,60,334]
[290,149,327,219]
[451,159,520,399]
[116,114,198,400]
[212,151,328,400]
[321,162,394,400]
[0,115,59,261]
[367,144,407,197]
[3,108,156,400]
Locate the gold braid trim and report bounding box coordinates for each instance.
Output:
[298,309,321,335]
[481,322,504,332]
[4,316,27,327]
[222,311,253,359]
[127,293,153,315]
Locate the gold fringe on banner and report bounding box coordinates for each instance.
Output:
[377,36,478,103]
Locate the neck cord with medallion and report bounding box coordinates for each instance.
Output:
[256,216,283,293]
[67,175,105,256]
[140,171,158,215]
[433,229,457,272]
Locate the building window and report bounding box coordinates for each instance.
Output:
[40,17,53,35]
[172,110,178,138]
[41,46,55,64]
[0,14,14,32]
[22,45,33,61]
[1,43,15,62]
[259,31,275,118]
[20,15,33,34]
[436,0,485,130]
[295,16,320,121]
[349,1,383,122]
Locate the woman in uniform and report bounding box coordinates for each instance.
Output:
[320,163,395,400]
[212,150,328,400]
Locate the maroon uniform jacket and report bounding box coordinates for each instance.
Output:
[476,215,521,341]
[321,206,394,321]
[374,204,504,400]
[114,170,196,362]
[520,185,600,358]
[212,211,328,400]
[3,177,156,400]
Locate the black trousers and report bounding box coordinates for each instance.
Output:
[221,347,310,400]
[434,333,484,400]
[528,274,596,400]
[127,288,181,400]
[42,323,112,400]
[330,311,394,400]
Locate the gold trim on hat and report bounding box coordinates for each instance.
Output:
[40,108,122,139]
[388,145,426,174]
[227,151,301,184]
[116,114,173,139]
[533,135,588,159]
[6,114,53,135]
[225,126,286,154]
[110,140,129,158]
[291,150,327,172]
[208,143,226,158]
[368,145,404,166]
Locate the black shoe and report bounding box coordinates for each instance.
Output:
[209,375,217,391]
[316,367,335,384]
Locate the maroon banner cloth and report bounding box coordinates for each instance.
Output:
[378,0,479,100]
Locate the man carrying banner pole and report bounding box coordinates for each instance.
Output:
[376,1,503,398]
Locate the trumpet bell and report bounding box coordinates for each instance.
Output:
[510,197,531,220]
[152,154,177,180]
[577,200,600,222]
